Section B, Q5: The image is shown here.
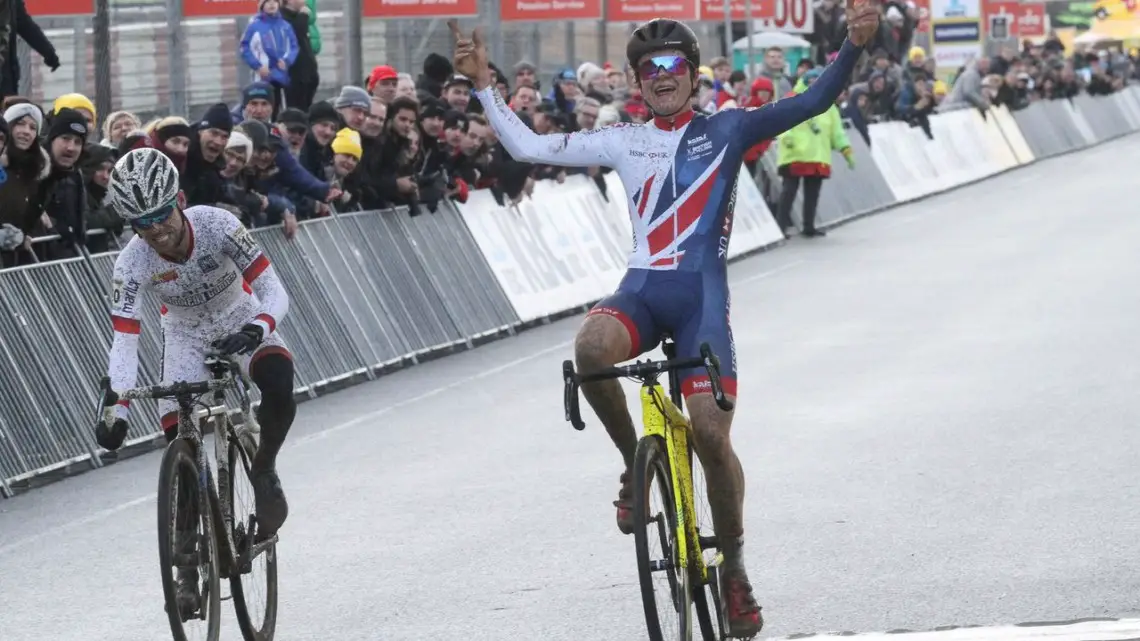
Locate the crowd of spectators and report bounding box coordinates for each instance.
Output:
[0,0,1136,266]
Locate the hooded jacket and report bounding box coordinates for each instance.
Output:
[776,74,850,178]
[743,76,776,164]
[239,8,298,86]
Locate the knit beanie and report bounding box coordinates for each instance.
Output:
[48,108,89,143]
[242,82,275,108]
[53,93,97,122]
[333,86,371,111]
[331,127,362,160]
[4,103,42,133]
[226,130,253,164]
[196,102,233,133]
[307,100,341,127]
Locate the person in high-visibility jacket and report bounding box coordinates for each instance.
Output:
[774,68,854,238]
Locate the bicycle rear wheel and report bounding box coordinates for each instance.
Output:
[157,438,222,641]
[633,435,692,641]
[689,448,726,641]
[227,424,279,641]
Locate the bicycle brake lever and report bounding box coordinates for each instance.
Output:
[562,360,585,430]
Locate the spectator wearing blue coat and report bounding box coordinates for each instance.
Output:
[239,0,298,116]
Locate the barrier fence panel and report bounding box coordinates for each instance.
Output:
[5,89,1140,498]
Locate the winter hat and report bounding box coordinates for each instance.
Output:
[53,93,97,122]
[443,110,468,131]
[577,62,604,87]
[334,86,371,111]
[331,127,362,160]
[4,103,42,132]
[278,108,308,131]
[422,52,453,83]
[242,82,275,108]
[81,142,118,171]
[196,102,233,133]
[307,100,341,126]
[153,116,193,144]
[419,99,447,120]
[237,119,272,150]
[226,130,253,164]
[48,108,89,143]
[514,60,537,75]
[367,65,398,92]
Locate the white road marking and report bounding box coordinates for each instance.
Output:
[736,260,804,285]
[769,618,1140,640]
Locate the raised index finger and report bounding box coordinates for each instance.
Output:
[447,19,463,42]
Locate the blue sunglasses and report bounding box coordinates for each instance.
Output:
[638,55,690,80]
[131,200,177,230]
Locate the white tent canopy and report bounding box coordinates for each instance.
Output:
[732,31,813,51]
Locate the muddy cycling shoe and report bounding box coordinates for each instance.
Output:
[250,467,288,539]
[614,471,634,535]
[722,568,764,639]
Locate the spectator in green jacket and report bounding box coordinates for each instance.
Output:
[307,0,321,55]
[774,68,855,238]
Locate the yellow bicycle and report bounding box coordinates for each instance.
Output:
[563,336,735,641]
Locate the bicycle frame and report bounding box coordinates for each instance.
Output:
[639,381,709,585]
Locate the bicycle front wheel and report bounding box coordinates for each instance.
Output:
[228,425,279,641]
[633,435,692,641]
[157,438,222,641]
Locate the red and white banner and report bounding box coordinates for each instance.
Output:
[984,0,1021,34]
[606,0,699,22]
[748,0,814,34]
[26,0,94,15]
[182,0,256,17]
[699,0,775,22]
[1015,3,1046,37]
[501,0,602,21]
[912,0,931,32]
[363,0,478,18]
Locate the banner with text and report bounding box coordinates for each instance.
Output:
[1015,3,1046,37]
[502,0,602,20]
[25,0,93,15]
[606,0,699,22]
[699,0,774,22]
[182,0,256,17]
[363,0,479,18]
[746,0,814,34]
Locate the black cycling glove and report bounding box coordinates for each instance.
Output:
[95,418,130,451]
[213,323,265,356]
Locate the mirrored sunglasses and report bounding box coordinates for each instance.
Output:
[131,201,177,230]
[638,55,690,80]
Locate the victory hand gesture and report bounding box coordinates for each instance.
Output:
[448,19,492,90]
[845,0,881,47]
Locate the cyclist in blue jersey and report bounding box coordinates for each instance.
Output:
[451,6,878,636]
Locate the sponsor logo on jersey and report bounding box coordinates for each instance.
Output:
[226,226,259,263]
[629,149,671,159]
[165,271,238,308]
[118,278,140,316]
[197,254,220,273]
[152,270,179,284]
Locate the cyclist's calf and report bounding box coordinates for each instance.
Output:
[575,314,639,468]
[249,351,296,471]
[687,393,746,543]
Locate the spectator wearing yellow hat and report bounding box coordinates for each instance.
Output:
[53,93,96,132]
[328,127,364,211]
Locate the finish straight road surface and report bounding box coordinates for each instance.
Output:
[3,138,1140,641]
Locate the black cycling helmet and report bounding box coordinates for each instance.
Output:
[626,19,701,77]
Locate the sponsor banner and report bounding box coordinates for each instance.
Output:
[26,0,94,15]
[746,0,813,33]
[182,0,256,18]
[984,0,1021,37]
[606,0,699,23]
[932,0,981,19]
[699,0,775,22]
[932,18,982,42]
[913,0,932,32]
[1016,3,1047,36]
[362,0,478,18]
[501,0,603,20]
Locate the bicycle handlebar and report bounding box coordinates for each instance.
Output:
[96,350,242,428]
[562,342,734,431]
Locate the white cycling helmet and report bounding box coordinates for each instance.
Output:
[108,147,181,222]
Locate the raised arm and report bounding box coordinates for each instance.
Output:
[738,39,864,145]
[473,87,618,167]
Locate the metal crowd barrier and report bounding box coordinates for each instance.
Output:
[0,204,520,497]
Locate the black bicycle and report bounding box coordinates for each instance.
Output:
[98,351,278,641]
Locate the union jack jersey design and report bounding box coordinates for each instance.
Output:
[475,40,862,273]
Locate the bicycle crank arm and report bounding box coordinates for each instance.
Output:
[238,535,279,574]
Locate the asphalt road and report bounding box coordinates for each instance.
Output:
[3,137,1140,641]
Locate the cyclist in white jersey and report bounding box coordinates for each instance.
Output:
[94,148,296,612]
[452,5,878,637]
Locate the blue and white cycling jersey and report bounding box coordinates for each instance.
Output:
[475,40,863,396]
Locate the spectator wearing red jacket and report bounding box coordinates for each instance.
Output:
[743,76,776,175]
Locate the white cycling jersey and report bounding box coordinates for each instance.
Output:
[107,205,289,424]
